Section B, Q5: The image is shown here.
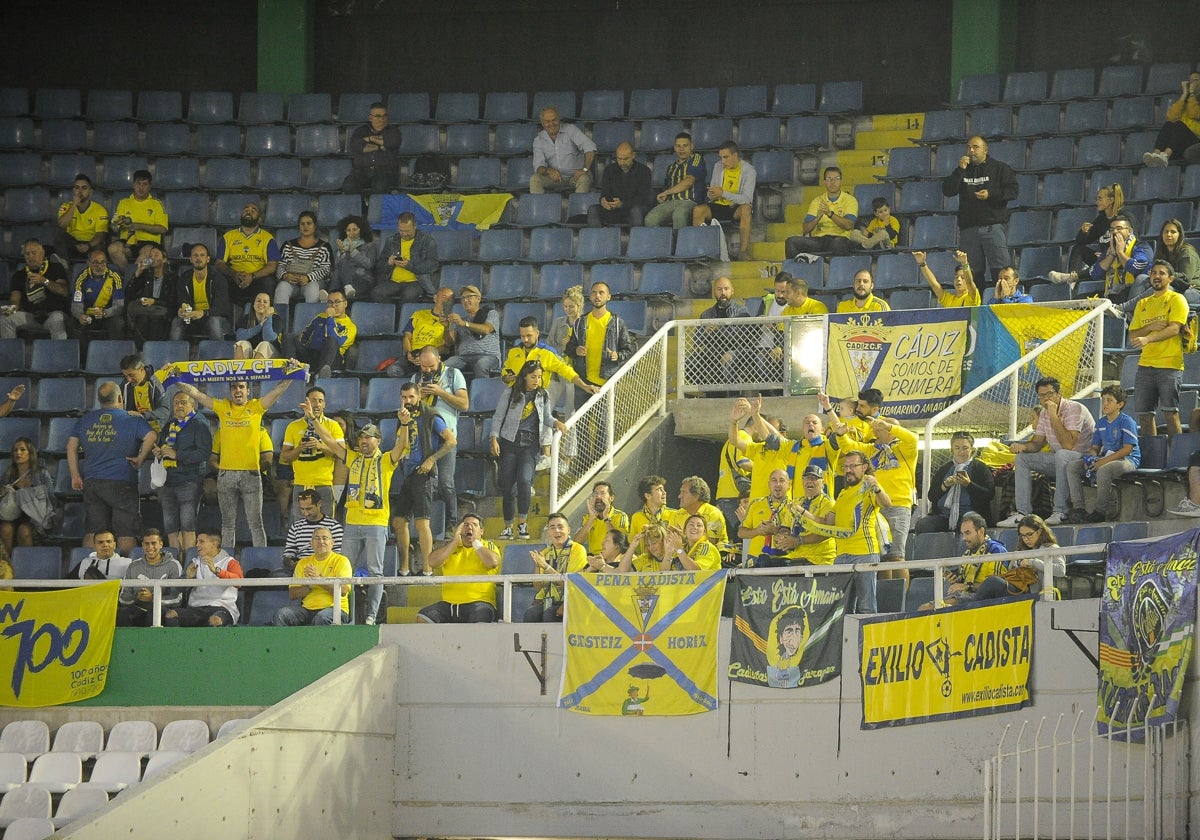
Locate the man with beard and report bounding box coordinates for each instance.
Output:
[941,135,1018,282]
[694,276,750,389]
[213,202,280,312]
[1127,259,1188,436]
[836,269,890,314]
[169,243,232,342]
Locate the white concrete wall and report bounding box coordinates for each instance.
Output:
[58,647,398,840]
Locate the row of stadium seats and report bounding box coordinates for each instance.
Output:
[952,63,1196,107]
[0,83,861,126]
[886,137,1194,180]
[920,97,1180,143]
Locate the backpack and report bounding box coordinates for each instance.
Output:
[408,155,449,191]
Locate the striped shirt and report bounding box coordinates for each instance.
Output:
[283,516,344,566]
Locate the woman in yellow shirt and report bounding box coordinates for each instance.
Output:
[665,515,723,571]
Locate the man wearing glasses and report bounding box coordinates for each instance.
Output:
[785,166,858,258]
[283,290,357,381]
[343,102,401,196]
[70,249,126,344]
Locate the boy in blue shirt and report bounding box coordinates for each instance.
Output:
[1065,385,1140,523]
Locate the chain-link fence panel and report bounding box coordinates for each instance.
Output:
[675,316,789,395]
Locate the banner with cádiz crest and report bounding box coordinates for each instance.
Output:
[557,570,725,716]
[1098,528,1199,740]
[728,572,851,688]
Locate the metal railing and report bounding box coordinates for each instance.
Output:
[984,709,1190,840]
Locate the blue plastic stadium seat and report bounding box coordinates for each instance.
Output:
[638,262,686,297]
[607,299,647,333]
[237,92,284,124]
[1075,134,1120,168]
[386,93,430,123]
[883,147,930,180]
[623,227,673,262]
[672,226,721,260]
[437,265,483,296]
[0,417,40,452]
[1145,63,1192,95]
[524,228,573,263]
[494,122,537,156]
[41,119,86,152]
[347,301,397,337]
[316,194,364,225]
[1003,71,1048,103]
[513,193,562,227]
[445,124,490,156]
[0,117,34,149]
[532,91,576,121]
[825,255,872,291]
[888,289,933,310]
[753,151,794,185]
[737,117,781,150]
[467,376,511,416]
[1109,96,1156,131]
[486,264,534,300]
[428,229,473,263]
[454,157,502,191]
[918,110,965,144]
[244,125,291,157]
[203,159,252,192]
[954,74,1000,106]
[364,378,403,416]
[12,547,61,581]
[0,88,27,117]
[194,124,242,157]
[897,180,944,214]
[478,228,524,263]
[2,188,51,223]
[137,91,182,122]
[675,87,720,118]
[1051,207,1093,242]
[335,93,382,123]
[628,89,676,120]
[818,81,862,113]
[771,83,816,115]
[1018,245,1063,280]
[436,92,480,123]
[909,215,958,250]
[1007,210,1052,247]
[566,192,598,222]
[575,227,621,262]
[1135,165,1181,201]
[253,158,301,192]
[1049,68,1094,100]
[536,263,583,299]
[286,93,332,124]
[399,125,440,156]
[295,124,341,157]
[1014,103,1060,137]
[592,122,635,154]
[36,378,86,414]
[969,106,1013,139]
[0,153,41,186]
[590,263,634,296]
[1147,201,1194,236]
[163,191,210,226]
[85,89,132,122]
[580,90,624,122]
[854,183,894,211]
[99,155,149,190]
[1028,137,1074,171]
[640,120,685,153]
[498,302,548,339]
[170,227,218,258]
[305,158,353,192]
[1040,172,1086,207]
[690,118,733,150]
[724,84,768,117]
[264,194,314,228]
[1063,100,1107,134]
[987,140,1026,170]
[482,92,528,123]
[35,88,81,119]
[187,91,234,124]
[1097,65,1143,98]
[152,156,199,191]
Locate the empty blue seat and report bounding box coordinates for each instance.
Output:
[853,182,895,210]
[525,228,573,263]
[194,124,242,157]
[316,194,363,225]
[0,88,27,117]
[884,147,930,180]
[1109,96,1155,131]
[1028,137,1074,171]
[826,254,873,291]
[0,117,34,149]
[909,215,958,250]
[624,226,673,262]
[590,263,634,296]
[11,547,61,581]
[143,122,190,155]
[1007,210,1052,247]
[536,263,583,299]
[137,91,182,122]
[1029,283,1070,303]
[513,193,562,227]
[638,262,686,297]
[286,93,332,124]
[575,227,621,262]
[454,458,492,499]
[753,151,794,185]
[1098,65,1143,98]
[153,158,199,191]
[1146,63,1192,95]
[294,124,341,157]
[497,302,547,340]
[690,118,733,150]
[592,122,635,154]
[532,91,576,121]
[346,301,396,337]
[203,157,252,190]
[1135,165,1181,201]
[486,264,534,299]
[1014,103,1060,137]
[305,158,352,192]
[1049,68,1094,100]
[454,158,502,191]
[1063,100,1107,134]
[1003,71,1048,103]
[36,378,86,414]
[436,92,480,123]
[41,119,86,151]
[335,93,381,123]
[607,299,647,333]
[141,340,190,371]
[84,340,136,375]
[969,106,1013,139]
[1051,207,1094,242]
[724,84,768,117]
[1091,168,1133,199]
[897,180,944,214]
[1018,245,1063,279]
[1076,134,1121,168]
[312,376,361,410]
[1040,172,1086,207]
[86,89,133,122]
[237,92,284,124]
[580,90,624,122]
[628,89,671,120]
[1120,130,1158,167]
[888,288,933,310]
[566,192,598,221]
[386,92,430,123]
[445,124,490,156]
[771,83,816,115]
[819,81,862,113]
[0,153,41,186]
[244,125,291,157]
[428,229,473,262]
[672,226,721,260]
[478,228,524,262]
[35,88,81,119]
[163,191,210,226]
[1147,201,1194,235]
[0,417,40,452]
[781,115,829,149]
[2,188,50,223]
[0,339,23,372]
[640,119,685,153]
[675,87,719,118]
[363,377,403,416]
[399,124,440,156]
[494,122,537,156]
[45,416,78,455]
[438,264,483,295]
[987,140,1026,170]
[482,92,528,123]
[264,194,314,228]
[255,158,302,191]
[347,339,403,375]
[955,74,1000,106]
[187,91,234,124]
[916,110,965,144]
[736,117,780,150]
[170,227,218,257]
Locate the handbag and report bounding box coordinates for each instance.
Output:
[15,484,60,533]
[724,448,752,496]
[0,486,20,521]
[150,457,168,489]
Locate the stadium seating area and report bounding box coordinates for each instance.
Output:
[1,66,1197,614]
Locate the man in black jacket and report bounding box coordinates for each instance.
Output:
[913,431,996,533]
[588,143,654,227]
[941,136,1018,282]
[342,102,401,196]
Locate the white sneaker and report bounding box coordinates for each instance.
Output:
[363,615,376,625]
[535,455,551,471]
[1168,498,1200,517]
[343,284,356,299]
[1047,270,1076,284]
[1044,511,1066,525]
[1143,150,1169,167]
[996,512,1025,528]
[498,525,514,539]
[318,289,329,302]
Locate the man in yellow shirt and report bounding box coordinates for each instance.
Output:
[501,316,596,391]
[1128,259,1189,436]
[213,202,281,313]
[692,141,756,259]
[270,528,353,625]
[177,375,296,550]
[914,249,979,307]
[108,170,168,269]
[669,476,728,543]
[418,514,501,623]
[372,212,440,302]
[399,286,455,373]
[784,166,859,258]
[56,174,109,261]
[629,474,677,536]
[280,385,346,519]
[739,469,810,566]
[573,481,630,554]
[781,274,829,316]
[837,270,890,314]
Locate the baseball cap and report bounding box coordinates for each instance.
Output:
[459,285,481,298]
[360,423,382,439]
[802,464,824,479]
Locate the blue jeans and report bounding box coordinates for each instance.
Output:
[497,433,539,521]
[959,223,1011,283]
[437,445,457,526]
[1015,449,1083,515]
[270,604,349,625]
[217,469,265,549]
[836,552,878,614]
[342,523,386,619]
[170,315,229,342]
[445,353,501,380]
[158,479,202,536]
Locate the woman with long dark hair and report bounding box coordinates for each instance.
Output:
[274,210,333,305]
[330,214,377,299]
[0,437,53,553]
[488,360,567,540]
